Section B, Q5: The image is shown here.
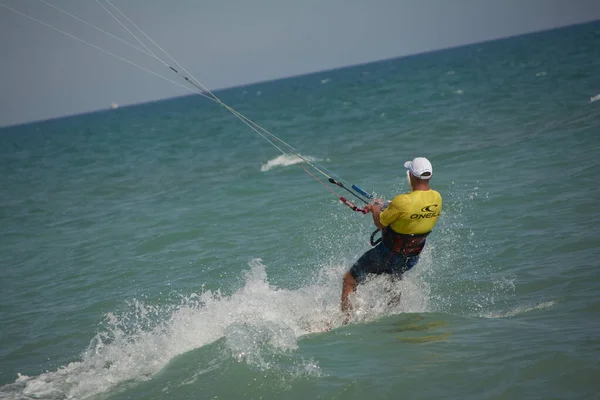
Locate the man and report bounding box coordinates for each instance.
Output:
[341,157,442,318]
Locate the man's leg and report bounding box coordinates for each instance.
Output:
[341,271,357,313]
[341,246,382,322]
[386,274,402,308]
[386,255,419,308]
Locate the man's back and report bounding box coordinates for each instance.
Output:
[380,189,442,235]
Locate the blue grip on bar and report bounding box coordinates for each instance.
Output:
[352,184,373,199]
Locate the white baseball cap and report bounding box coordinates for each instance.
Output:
[404,157,433,180]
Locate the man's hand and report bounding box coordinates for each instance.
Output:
[365,203,382,214]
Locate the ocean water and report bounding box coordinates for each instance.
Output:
[1,21,600,400]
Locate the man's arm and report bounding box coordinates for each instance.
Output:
[365,204,386,230]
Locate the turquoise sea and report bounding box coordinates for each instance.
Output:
[1,21,600,400]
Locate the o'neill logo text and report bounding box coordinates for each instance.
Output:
[410,204,440,219]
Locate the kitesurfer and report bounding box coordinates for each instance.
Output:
[341,157,443,320]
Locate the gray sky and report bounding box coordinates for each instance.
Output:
[1,0,599,128]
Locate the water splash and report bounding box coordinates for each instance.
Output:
[5,259,430,399]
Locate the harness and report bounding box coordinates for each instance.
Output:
[370,228,430,257]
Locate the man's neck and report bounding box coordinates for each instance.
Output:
[412,182,430,191]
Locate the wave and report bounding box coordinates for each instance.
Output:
[480,300,555,319]
[2,259,429,400]
[260,154,318,172]
[590,93,600,103]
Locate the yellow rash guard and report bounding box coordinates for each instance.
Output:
[379,189,442,234]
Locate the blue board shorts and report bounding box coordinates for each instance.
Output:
[349,242,420,283]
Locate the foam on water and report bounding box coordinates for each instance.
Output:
[480,300,556,319]
[260,154,318,172]
[3,259,430,399]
